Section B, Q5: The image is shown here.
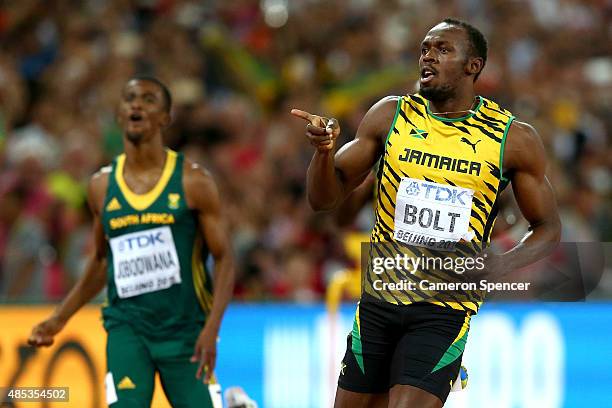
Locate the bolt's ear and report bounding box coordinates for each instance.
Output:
[466,56,484,79]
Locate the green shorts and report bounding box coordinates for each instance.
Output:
[104,323,221,407]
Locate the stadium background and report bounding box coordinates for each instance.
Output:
[0,0,610,407]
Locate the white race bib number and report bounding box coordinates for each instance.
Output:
[110,226,181,298]
[394,178,475,251]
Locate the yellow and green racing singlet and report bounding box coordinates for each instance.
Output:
[367,94,515,313]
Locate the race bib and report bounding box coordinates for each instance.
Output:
[110,226,182,298]
[393,178,475,251]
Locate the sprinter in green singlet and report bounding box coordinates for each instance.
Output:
[28,77,234,408]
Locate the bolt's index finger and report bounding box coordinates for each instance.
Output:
[290,109,315,123]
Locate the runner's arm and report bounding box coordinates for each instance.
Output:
[185,164,235,335]
[28,172,108,346]
[292,96,398,211]
[335,172,376,227]
[185,163,234,382]
[52,173,108,323]
[491,121,561,271]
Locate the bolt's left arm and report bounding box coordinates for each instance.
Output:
[492,120,561,271]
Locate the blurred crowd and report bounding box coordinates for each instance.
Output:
[0,0,609,302]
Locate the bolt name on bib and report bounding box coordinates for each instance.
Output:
[393,178,474,251]
[109,226,182,298]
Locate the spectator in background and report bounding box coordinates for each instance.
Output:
[0,183,51,301]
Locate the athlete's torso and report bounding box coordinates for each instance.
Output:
[367,94,515,312]
[101,149,213,336]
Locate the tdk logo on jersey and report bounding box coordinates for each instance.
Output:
[405,181,421,196]
[118,232,164,251]
[422,183,468,205]
[406,181,468,205]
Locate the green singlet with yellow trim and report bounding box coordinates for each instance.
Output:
[367,94,515,313]
[101,149,213,336]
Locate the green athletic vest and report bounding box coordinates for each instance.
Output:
[101,149,213,336]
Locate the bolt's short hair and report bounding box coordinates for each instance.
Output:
[442,18,488,80]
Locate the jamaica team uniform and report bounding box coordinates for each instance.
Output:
[339,95,514,401]
[101,149,220,407]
